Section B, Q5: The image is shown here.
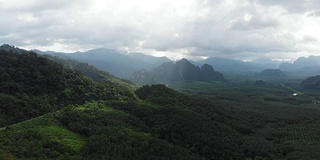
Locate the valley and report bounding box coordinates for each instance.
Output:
[170,79,320,160]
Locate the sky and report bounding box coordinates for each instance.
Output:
[1,0,320,61]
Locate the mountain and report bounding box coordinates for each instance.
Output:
[201,64,226,81]
[0,44,29,54]
[258,69,285,77]
[293,56,320,68]
[41,54,136,91]
[279,55,320,76]
[33,49,73,59]
[131,69,156,84]
[34,48,171,78]
[31,47,286,76]
[198,57,281,73]
[198,57,257,73]
[127,52,171,66]
[302,75,320,89]
[0,47,135,127]
[151,58,226,82]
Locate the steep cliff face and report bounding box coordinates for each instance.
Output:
[151,61,180,81]
[151,58,226,82]
[131,69,156,84]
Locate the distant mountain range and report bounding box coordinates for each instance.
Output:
[279,55,320,76]
[33,48,282,77]
[197,57,281,73]
[33,48,171,78]
[3,44,320,79]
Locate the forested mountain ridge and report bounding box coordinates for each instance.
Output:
[0,48,135,127]
[143,58,226,83]
[132,58,226,84]
[0,44,29,54]
[33,48,171,78]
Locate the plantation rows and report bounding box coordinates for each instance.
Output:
[279,121,320,143]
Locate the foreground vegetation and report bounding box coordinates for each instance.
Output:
[1,46,320,159]
[169,78,320,160]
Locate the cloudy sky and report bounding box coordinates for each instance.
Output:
[1,0,320,61]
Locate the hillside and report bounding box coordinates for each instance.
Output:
[42,54,136,91]
[0,48,134,126]
[302,75,320,89]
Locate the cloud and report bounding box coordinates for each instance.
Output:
[227,14,278,30]
[0,0,86,12]
[308,11,320,17]
[0,0,320,61]
[303,35,318,42]
[258,0,311,13]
